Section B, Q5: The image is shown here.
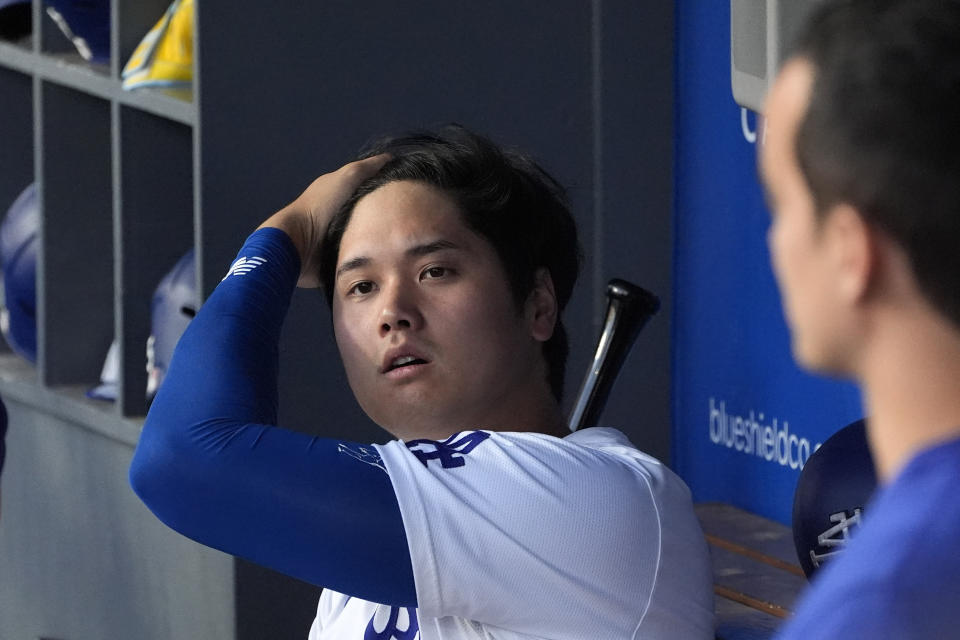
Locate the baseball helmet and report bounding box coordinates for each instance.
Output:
[0,0,30,41]
[146,248,196,399]
[0,183,38,364]
[792,418,877,579]
[45,0,110,63]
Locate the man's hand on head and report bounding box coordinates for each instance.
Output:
[258,154,390,288]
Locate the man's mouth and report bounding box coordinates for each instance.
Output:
[385,355,429,373]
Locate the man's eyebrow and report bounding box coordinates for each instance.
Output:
[336,256,370,280]
[406,239,459,258]
[335,240,461,280]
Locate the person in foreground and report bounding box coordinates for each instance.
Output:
[761,2,960,638]
[129,126,714,639]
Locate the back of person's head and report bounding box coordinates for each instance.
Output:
[790,0,960,327]
[319,125,582,402]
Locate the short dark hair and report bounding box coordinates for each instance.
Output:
[319,125,583,401]
[791,0,960,327]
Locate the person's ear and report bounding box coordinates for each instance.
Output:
[526,268,558,342]
[825,203,875,304]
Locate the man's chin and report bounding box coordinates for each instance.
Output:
[367,404,463,442]
[792,341,855,379]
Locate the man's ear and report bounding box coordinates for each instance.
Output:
[526,267,559,342]
[825,203,876,304]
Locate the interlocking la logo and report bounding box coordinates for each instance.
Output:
[406,431,490,469]
[810,509,863,569]
[364,605,419,640]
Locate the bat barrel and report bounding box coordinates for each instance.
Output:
[568,279,660,431]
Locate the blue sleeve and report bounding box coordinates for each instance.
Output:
[129,227,416,607]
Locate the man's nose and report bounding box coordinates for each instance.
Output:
[379,282,423,335]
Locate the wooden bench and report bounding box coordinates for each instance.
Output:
[695,503,809,640]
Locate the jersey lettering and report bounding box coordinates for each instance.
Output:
[364,605,420,640]
[406,431,490,469]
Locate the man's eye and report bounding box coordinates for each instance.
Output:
[421,266,450,280]
[347,281,375,296]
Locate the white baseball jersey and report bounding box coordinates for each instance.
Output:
[309,427,715,640]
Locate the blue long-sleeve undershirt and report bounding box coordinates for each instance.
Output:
[129,227,416,606]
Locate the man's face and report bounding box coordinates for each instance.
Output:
[331,180,548,440]
[761,59,851,372]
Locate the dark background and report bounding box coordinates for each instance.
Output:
[197,1,674,461]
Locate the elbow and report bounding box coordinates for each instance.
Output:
[129,428,167,514]
[129,419,188,528]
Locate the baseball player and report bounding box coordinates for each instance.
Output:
[759,2,960,637]
[130,126,714,639]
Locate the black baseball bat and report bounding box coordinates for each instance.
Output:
[567,279,660,431]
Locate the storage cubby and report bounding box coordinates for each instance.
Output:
[0,65,33,227]
[37,82,113,387]
[115,106,192,416]
[0,1,193,409]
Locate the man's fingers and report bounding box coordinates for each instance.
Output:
[346,153,392,175]
[302,153,392,216]
[335,153,392,190]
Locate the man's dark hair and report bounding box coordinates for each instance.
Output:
[790,0,960,327]
[319,125,583,402]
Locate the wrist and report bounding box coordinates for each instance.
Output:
[258,207,313,267]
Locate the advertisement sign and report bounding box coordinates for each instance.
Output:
[672,0,862,525]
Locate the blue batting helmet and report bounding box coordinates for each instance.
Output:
[792,418,877,579]
[147,249,197,398]
[0,0,30,40]
[0,183,38,363]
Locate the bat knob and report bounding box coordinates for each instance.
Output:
[607,279,661,316]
